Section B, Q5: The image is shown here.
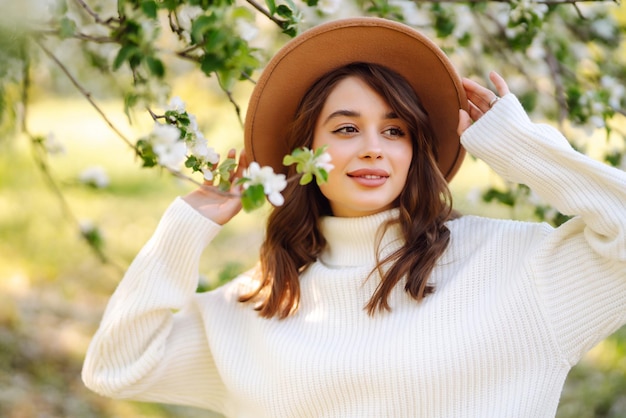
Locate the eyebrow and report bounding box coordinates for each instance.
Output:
[323,110,400,124]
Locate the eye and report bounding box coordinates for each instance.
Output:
[383,127,406,137]
[332,125,359,135]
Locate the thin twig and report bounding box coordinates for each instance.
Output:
[245,0,288,29]
[572,2,586,18]
[216,75,244,128]
[34,29,116,43]
[146,107,165,121]
[73,0,119,27]
[544,46,569,125]
[34,38,140,155]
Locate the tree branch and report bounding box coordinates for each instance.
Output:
[34,28,115,43]
[544,46,569,124]
[73,0,119,27]
[245,0,288,29]
[19,41,123,271]
[34,38,139,155]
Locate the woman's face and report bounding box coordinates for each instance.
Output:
[312,76,413,217]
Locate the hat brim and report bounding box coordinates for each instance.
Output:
[244,17,468,181]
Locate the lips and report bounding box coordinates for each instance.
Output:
[347,168,389,187]
[348,168,389,178]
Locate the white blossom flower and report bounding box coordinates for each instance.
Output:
[526,36,546,61]
[390,1,430,26]
[79,166,110,188]
[167,96,186,113]
[244,162,287,206]
[601,76,625,109]
[589,115,605,129]
[188,136,220,165]
[201,167,214,182]
[79,219,96,235]
[141,19,159,41]
[318,0,340,15]
[314,151,334,173]
[150,122,187,170]
[465,187,483,205]
[235,18,259,42]
[527,189,545,206]
[44,132,65,155]
[544,207,558,221]
[188,114,199,132]
[177,5,204,32]
[591,18,615,40]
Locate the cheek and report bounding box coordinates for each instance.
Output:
[393,142,414,173]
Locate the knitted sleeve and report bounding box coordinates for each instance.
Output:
[82,197,228,411]
[460,94,626,365]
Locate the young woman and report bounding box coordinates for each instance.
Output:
[82,18,626,417]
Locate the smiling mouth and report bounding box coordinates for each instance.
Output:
[354,174,387,179]
[347,169,390,179]
[347,169,390,187]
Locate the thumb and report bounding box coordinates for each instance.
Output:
[457,109,472,137]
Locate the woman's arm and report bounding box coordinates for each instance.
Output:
[82,150,248,411]
[459,76,626,365]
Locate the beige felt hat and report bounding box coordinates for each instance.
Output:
[244,17,468,181]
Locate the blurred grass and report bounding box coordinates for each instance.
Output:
[0,89,625,417]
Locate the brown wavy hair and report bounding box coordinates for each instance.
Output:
[239,62,455,318]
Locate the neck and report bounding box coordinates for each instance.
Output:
[318,209,403,267]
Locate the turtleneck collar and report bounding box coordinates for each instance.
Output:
[318,209,404,268]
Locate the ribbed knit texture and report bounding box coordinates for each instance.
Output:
[83,94,626,417]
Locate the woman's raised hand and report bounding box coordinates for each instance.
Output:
[457,71,510,136]
[182,149,248,225]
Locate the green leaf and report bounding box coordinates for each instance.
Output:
[185,155,199,168]
[276,5,293,18]
[123,92,139,123]
[59,17,76,39]
[146,56,165,77]
[82,225,104,251]
[200,53,224,75]
[136,139,158,167]
[218,177,231,192]
[241,184,266,212]
[482,188,515,207]
[140,0,158,18]
[283,155,296,166]
[266,0,277,15]
[315,169,329,185]
[299,172,313,185]
[191,14,216,45]
[113,44,138,70]
[161,0,178,11]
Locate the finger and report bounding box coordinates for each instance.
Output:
[489,71,510,97]
[235,150,249,178]
[467,100,484,122]
[225,148,238,182]
[462,78,496,112]
[457,109,472,136]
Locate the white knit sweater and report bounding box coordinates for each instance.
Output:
[82,95,626,417]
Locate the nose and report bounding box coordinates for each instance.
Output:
[358,129,383,160]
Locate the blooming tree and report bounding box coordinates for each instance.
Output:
[0,0,624,254]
